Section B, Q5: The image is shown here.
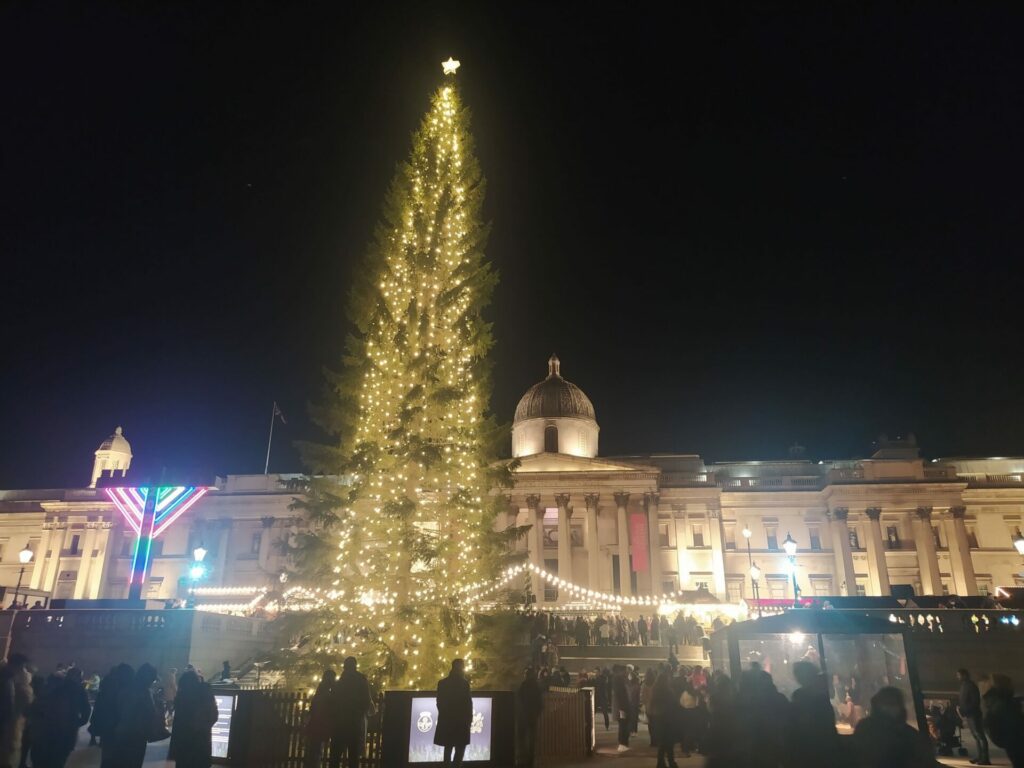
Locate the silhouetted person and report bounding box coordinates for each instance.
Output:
[957,668,989,765]
[304,669,335,768]
[90,664,133,768]
[434,659,472,767]
[703,671,738,768]
[515,668,543,768]
[852,687,935,768]
[218,662,231,683]
[648,670,680,768]
[29,666,91,767]
[0,654,34,768]
[168,670,218,768]
[786,661,838,768]
[330,657,373,768]
[611,665,631,751]
[735,666,789,768]
[983,675,1024,768]
[111,663,166,768]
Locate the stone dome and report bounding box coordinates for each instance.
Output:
[514,355,596,424]
[98,426,131,454]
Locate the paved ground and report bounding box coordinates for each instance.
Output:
[57,719,1011,767]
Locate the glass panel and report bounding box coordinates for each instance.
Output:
[709,630,730,676]
[736,632,820,701]
[821,633,914,733]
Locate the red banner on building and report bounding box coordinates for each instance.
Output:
[629,513,649,572]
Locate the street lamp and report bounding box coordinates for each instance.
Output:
[783,532,800,608]
[749,562,763,618]
[12,545,33,607]
[188,545,208,606]
[742,527,762,616]
[1013,532,1024,556]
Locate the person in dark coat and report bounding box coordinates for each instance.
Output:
[647,671,680,768]
[330,657,373,768]
[593,668,610,730]
[611,665,631,751]
[434,659,472,767]
[29,666,91,768]
[110,663,166,768]
[852,687,935,768]
[983,675,1024,768]
[89,664,133,768]
[786,661,838,768]
[515,668,543,768]
[168,671,218,768]
[957,668,990,766]
[304,669,336,768]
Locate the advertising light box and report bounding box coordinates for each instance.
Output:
[407,696,492,763]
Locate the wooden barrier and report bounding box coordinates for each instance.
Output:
[229,689,383,768]
[536,687,593,762]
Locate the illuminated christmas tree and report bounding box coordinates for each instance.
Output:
[283,58,520,690]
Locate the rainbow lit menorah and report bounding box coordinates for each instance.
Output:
[104,486,209,601]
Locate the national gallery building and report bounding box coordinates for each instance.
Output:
[2,355,1023,609]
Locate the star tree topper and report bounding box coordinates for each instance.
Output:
[442,57,461,75]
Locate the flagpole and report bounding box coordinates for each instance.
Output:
[264,401,276,475]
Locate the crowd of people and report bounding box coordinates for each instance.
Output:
[529,611,723,654]
[0,655,221,768]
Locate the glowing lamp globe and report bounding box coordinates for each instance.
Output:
[1014,533,1024,556]
[189,564,207,581]
[749,563,762,581]
[741,527,752,540]
[193,545,208,562]
[18,546,33,565]
[782,533,798,556]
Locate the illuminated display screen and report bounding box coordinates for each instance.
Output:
[407,696,492,763]
[211,694,235,758]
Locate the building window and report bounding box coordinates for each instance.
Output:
[658,523,671,549]
[120,534,134,557]
[808,526,822,551]
[543,558,558,602]
[544,425,558,453]
[692,525,705,548]
[978,580,992,597]
[811,578,832,597]
[251,532,263,555]
[849,528,860,550]
[932,526,943,549]
[965,523,980,549]
[726,580,743,602]
[0,542,5,562]
[855,583,867,597]
[766,526,778,551]
[942,582,951,595]
[885,525,900,549]
[767,579,786,599]
[69,535,81,555]
[724,524,736,550]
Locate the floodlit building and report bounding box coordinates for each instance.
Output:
[1,359,1023,607]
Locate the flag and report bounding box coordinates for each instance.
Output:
[273,402,287,424]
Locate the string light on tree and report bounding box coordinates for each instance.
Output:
[282,58,520,690]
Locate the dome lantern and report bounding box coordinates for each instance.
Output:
[90,426,133,488]
[512,356,599,458]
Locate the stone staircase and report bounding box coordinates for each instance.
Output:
[555,644,706,673]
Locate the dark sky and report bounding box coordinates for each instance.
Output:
[2,3,1022,488]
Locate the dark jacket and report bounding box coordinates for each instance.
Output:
[305,682,334,741]
[331,669,373,736]
[29,676,91,762]
[169,680,218,768]
[852,713,936,768]
[516,678,543,725]
[983,686,1024,755]
[958,679,981,717]
[434,673,472,747]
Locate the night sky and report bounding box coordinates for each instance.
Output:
[2,3,1022,488]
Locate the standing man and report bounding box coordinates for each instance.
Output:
[435,659,473,767]
[330,657,374,768]
[611,664,631,752]
[515,668,543,768]
[958,668,991,766]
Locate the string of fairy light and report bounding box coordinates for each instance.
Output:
[301,57,491,690]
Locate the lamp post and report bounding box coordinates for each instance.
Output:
[783,532,799,608]
[742,527,762,617]
[188,545,208,607]
[12,545,33,607]
[749,562,763,618]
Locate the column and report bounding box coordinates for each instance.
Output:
[707,506,727,597]
[913,507,942,595]
[614,491,632,597]
[864,508,891,596]
[526,495,543,602]
[42,523,68,594]
[829,508,857,596]
[73,522,100,599]
[584,493,601,592]
[946,506,979,596]
[674,506,689,588]
[215,519,233,586]
[644,493,663,595]
[555,493,572,602]
[90,522,115,598]
[29,524,54,589]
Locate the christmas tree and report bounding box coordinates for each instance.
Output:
[282,59,521,691]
